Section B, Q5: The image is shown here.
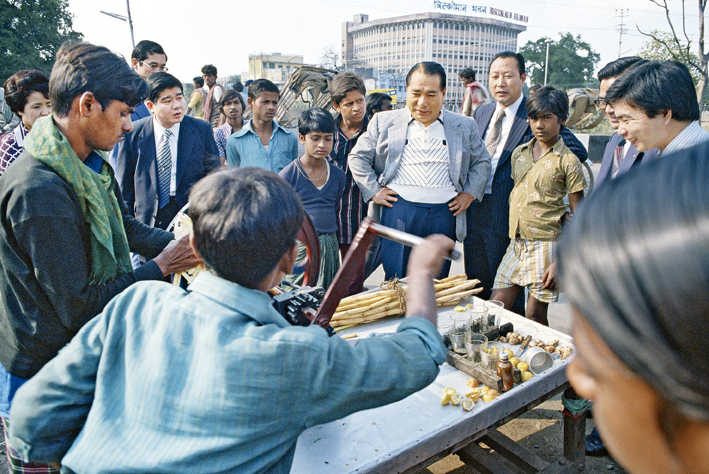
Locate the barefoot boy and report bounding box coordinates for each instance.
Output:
[279,108,345,289]
[491,86,586,325]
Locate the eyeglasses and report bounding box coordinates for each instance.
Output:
[594,97,607,108]
[139,61,168,72]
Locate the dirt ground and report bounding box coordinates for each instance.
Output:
[421,397,627,474]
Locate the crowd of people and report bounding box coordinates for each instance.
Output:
[0,36,708,474]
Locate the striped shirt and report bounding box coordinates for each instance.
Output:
[329,114,369,244]
[659,120,709,158]
[0,122,29,176]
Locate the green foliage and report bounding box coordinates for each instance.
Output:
[519,32,600,90]
[0,0,83,83]
[638,30,703,83]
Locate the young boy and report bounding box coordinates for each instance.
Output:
[279,108,345,289]
[491,86,586,326]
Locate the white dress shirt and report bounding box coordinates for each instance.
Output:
[483,93,524,194]
[152,119,181,196]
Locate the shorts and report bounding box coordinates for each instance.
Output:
[493,238,559,303]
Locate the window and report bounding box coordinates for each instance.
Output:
[269,63,275,68]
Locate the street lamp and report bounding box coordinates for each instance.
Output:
[544,39,552,85]
[100,0,135,48]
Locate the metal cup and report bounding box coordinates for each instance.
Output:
[522,347,554,374]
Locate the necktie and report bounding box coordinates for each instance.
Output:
[157,128,173,209]
[485,109,505,156]
[614,144,624,168]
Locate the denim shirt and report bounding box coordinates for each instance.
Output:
[225,120,298,173]
[8,272,446,474]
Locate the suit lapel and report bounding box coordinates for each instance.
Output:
[475,103,494,132]
[443,111,462,183]
[137,119,158,195]
[175,118,195,189]
[497,96,529,169]
[388,110,409,163]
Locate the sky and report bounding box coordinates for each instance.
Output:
[66,0,704,84]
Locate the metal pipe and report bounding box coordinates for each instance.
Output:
[368,222,461,261]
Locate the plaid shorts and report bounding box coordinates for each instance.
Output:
[493,238,559,303]
[2,417,61,474]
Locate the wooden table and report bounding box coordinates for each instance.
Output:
[290,297,584,473]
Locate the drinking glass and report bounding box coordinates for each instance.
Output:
[466,333,488,363]
[485,300,505,328]
[467,304,488,332]
[450,313,470,354]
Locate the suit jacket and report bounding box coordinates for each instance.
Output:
[596,132,659,189]
[113,115,220,227]
[348,108,491,241]
[130,102,150,122]
[470,97,588,237]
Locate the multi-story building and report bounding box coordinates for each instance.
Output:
[247,53,306,85]
[342,8,527,108]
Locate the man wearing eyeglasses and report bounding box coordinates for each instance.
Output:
[595,57,658,189]
[130,40,168,121]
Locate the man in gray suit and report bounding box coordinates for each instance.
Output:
[349,62,491,279]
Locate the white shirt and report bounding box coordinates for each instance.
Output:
[152,118,181,196]
[483,93,524,194]
[388,112,457,204]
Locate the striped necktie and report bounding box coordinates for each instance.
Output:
[485,109,505,156]
[157,128,173,209]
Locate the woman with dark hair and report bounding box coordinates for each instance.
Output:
[0,70,51,175]
[213,89,245,164]
[558,143,709,474]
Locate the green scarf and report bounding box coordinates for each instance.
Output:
[24,116,133,285]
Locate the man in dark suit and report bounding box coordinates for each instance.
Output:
[129,40,168,121]
[113,72,220,233]
[595,57,658,189]
[464,51,587,314]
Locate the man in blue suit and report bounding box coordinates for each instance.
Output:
[464,52,587,314]
[350,62,491,280]
[129,40,168,121]
[595,57,658,189]
[113,72,220,234]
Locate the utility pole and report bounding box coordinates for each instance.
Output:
[616,9,629,58]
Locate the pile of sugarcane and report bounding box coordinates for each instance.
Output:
[331,274,481,330]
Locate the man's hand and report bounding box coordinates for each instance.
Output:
[541,260,558,290]
[449,192,474,216]
[372,187,399,207]
[405,234,455,327]
[153,235,203,276]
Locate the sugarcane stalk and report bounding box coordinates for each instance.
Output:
[435,279,480,298]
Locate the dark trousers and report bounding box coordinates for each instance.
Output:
[380,196,455,280]
[463,195,525,315]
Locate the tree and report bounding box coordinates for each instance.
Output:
[518,32,600,90]
[0,0,82,82]
[638,30,703,84]
[319,46,343,72]
[638,0,707,103]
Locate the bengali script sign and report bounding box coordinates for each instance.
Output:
[433,0,468,12]
[432,2,528,22]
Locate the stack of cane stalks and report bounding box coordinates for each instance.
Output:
[331,274,481,330]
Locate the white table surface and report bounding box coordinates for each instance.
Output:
[290,296,574,473]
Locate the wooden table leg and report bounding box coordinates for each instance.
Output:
[562,387,586,472]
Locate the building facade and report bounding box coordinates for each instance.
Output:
[342,9,527,109]
[247,53,305,85]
